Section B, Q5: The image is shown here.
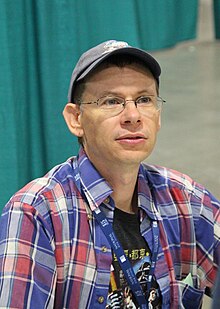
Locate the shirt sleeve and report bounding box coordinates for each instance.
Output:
[0,201,57,309]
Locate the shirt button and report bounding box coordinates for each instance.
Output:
[87,214,93,220]
[101,246,108,252]
[98,296,105,304]
[104,197,110,204]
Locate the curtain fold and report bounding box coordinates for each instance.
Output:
[0,0,198,211]
[214,0,220,39]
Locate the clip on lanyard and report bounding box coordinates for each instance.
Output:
[93,207,159,309]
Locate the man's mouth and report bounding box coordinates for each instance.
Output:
[116,134,147,144]
[116,134,146,140]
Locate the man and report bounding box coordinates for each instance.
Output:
[0,40,219,309]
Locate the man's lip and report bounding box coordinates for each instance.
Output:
[116,134,146,140]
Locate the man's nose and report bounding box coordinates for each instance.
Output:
[121,100,141,123]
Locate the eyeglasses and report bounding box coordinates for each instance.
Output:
[79,95,166,116]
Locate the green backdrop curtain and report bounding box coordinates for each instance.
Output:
[214,0,220,39]
[0,0,199,212]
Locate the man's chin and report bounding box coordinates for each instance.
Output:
[117,150,151,165]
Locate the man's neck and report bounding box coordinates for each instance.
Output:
[85,150,141,213]
[112,186,138,214]
[104,166,139,214]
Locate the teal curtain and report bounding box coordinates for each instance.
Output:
[214,0,220,39]
[0,0,198,212]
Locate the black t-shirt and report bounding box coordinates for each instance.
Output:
[106,208,162,309]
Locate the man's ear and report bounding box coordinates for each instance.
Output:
[63,103,84,137]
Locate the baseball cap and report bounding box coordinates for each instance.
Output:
[68,40,161,102]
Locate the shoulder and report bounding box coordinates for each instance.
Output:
[140,163,219,211]
[141,163,200,193]
[4,157,78,216]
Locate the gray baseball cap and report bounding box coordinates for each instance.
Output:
[68,40,161,102]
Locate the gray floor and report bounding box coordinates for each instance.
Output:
[147,40,220,200]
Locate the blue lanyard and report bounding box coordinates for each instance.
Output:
[93,207,159,309]
[146,221,159,293]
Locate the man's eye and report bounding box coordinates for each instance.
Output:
[102,98,121,106]
[137,96,152,104]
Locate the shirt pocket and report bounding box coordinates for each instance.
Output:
[179,281,204,309]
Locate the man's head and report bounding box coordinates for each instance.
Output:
[63,40,163,170]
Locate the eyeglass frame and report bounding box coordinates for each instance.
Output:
[77,95,166,116]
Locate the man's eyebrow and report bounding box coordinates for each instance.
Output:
[95,90,156,97]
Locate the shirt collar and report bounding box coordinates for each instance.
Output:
[74,147,113,211]
[138,164,162,221]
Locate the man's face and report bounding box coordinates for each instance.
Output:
[76,64,161,170]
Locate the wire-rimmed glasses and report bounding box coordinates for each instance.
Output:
[79,95,165,116]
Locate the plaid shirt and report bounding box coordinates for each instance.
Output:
[0,147,219,308]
